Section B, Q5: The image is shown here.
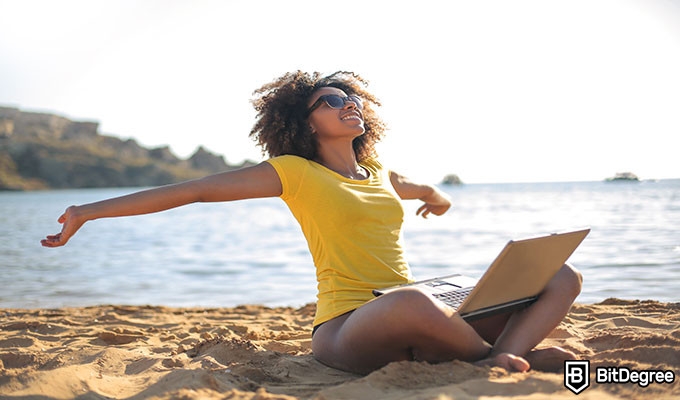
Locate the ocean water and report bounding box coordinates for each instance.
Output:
[1,179,678,309]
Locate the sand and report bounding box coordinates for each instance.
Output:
[1,299,678,399]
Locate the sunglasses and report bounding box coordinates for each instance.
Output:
[308,94,363,114]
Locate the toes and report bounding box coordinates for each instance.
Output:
[504,353,530,372]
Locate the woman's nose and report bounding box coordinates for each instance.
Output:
[343,99,358,109]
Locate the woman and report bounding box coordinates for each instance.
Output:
[42,71,582,374]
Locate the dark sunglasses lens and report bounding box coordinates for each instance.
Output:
[348,95,363,109]
[324,95,346,108]
[324,95,363,109]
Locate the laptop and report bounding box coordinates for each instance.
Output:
[373,228,590,321]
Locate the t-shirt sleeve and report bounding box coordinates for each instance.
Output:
[264,155,307,201]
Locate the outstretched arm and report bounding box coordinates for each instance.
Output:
[41,162,282,247]
[389,171,451,218]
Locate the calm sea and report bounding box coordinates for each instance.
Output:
[1,179,678,309]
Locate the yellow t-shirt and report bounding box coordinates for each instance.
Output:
[266,155,413,326]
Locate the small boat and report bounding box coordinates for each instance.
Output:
[605,172,640,182]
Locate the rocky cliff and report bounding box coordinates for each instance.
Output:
[0,106,256,190]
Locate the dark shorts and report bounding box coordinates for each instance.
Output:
[311,309,355,337]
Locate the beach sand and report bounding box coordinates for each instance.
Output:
[1,299,678,399]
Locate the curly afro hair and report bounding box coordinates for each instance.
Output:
[249,71,386,162]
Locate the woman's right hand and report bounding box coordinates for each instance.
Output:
[41,205,86,248]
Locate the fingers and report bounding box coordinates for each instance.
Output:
[41,233,67,247]
[416,204,431,219]
[41,234,63,247]
[416,203,451,218]
[43,206,78,248]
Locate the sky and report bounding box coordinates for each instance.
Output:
[1,0,679,183]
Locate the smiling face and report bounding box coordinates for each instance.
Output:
[307,86,365,140]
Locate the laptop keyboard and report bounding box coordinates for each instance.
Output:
[433,287,473,309]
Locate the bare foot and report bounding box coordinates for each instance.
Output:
[525,346,577,372]
[474,352,530,372]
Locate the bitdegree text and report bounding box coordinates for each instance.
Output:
[596,367,675,387]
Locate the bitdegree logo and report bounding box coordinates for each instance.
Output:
[564,360,676,395]
[564,360,590,394]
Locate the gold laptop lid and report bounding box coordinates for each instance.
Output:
[458,228,590,314]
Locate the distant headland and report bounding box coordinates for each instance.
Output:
[0,106,256,191]
[441,174,463,185]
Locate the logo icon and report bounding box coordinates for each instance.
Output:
[565,360,590,394]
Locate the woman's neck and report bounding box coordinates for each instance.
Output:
[315,143,367,180]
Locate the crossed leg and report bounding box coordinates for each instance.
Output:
[312,264,582,375]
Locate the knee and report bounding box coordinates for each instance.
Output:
[560,263,583,298]
[383,287,436,308]
[381,288,450,322]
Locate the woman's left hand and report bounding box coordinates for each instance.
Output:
[416,201,451,218]
[389,170,453,219]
